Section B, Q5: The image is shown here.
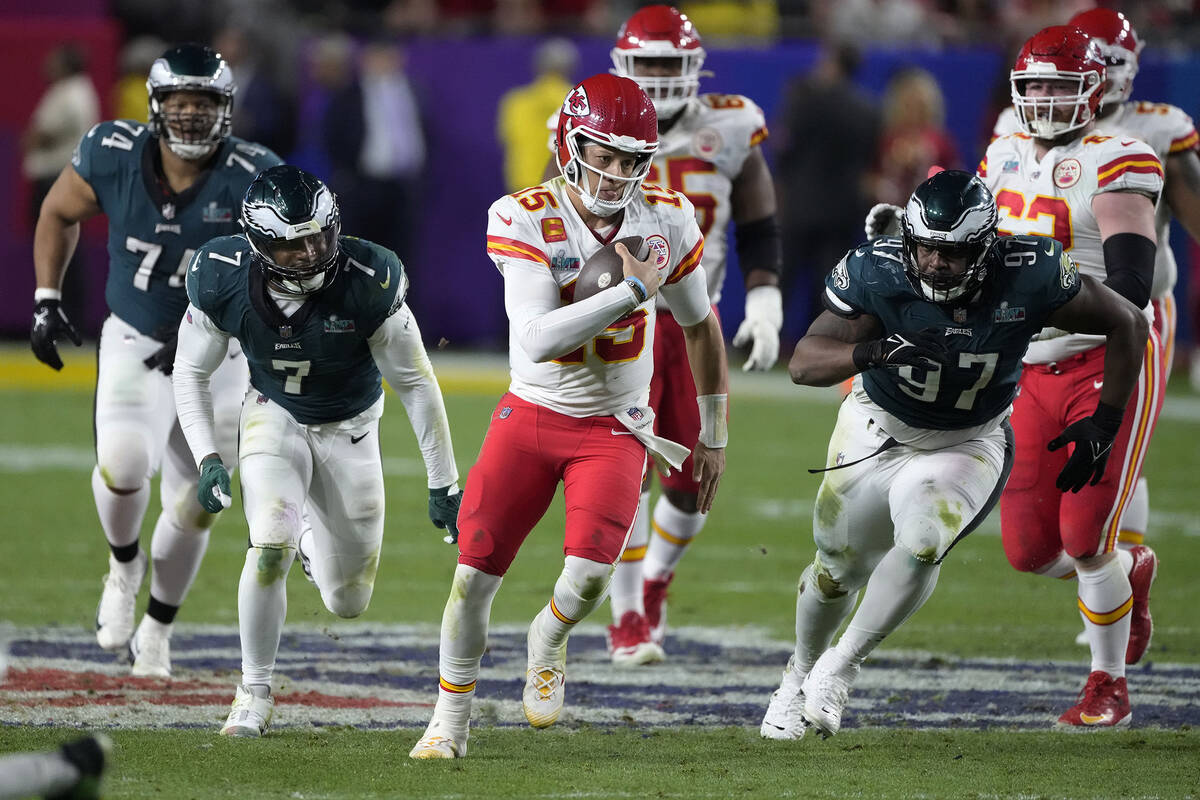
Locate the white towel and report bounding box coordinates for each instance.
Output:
[613,406,691,477]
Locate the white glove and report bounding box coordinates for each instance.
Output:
[865,203,903,239]
[732,285,783,371]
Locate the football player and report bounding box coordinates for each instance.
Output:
[172,165,461,737]
[991,10,1200,572]
[762,170,1148,740]
[410,74,728,759]
[544,4,781,664]
[29,44,283,677]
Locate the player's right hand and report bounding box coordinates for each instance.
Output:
[852,328,951,372]
[616,242,661,300]
[197,454,232,513]
[865,203,903,239]
[30,298,83,371]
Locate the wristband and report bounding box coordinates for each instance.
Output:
[34,288,63,302]
[624,276,648,304]
[696,393,728,449]
[429,484,460,497]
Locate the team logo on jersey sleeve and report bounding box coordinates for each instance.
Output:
[564,85,590,117]
[1059,251,1079,289]
[645,235,671,271]
[1053,158,1082,188]
[693,127,723,158]
[832,256,850,290]
[542,217,567,243]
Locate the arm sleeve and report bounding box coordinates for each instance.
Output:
[502,258,640,362]
[173,305,231,468]
[368,303,459,490]
[659,267,712,327]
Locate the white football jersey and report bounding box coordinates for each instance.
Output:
[979,131,1163,363]
[993,103,1198,299]
[548,92,767,306]
[486,176,707,417]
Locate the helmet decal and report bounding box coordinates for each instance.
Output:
[241,166,342,296]
[564,85,591,117]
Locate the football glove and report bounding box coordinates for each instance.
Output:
[143,329,179,376]
[732,285,783,371]
[429,485,462,544]
[30,297,83,371]
[1048,402,1125,493]
[197,454,232,513]
[852,328,951,372]
[865,203,903,239]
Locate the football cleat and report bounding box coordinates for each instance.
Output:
[760,655,808,740]
[607,610,666,666]
[297,527,316,585]
[409,717,469,759]
[220,685,274,737]
[522,620,567,729]
[643,575,672,647]
[1125,545,1157,664]
[1056,671,1131,729]
[129,616,172,678]
[801,648,859,738]
[95,550,147,651]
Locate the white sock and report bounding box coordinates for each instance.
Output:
[438,564,502,689]
[644,496,706,580]
[1034,550,1078,580]
[1117,477,1149,550]
[92,466,150,550]
[533,556,612,657]
[793,562,859,674]
[148,509,211,608]
[1076,555,1131,679]
[836,547,940,667]
[237,546,294,687]
[611,490,651,620]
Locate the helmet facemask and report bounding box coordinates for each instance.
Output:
[1011,71,1103,139]
[1097,44,1139,107]
[611,50,705,118]
[560,131,656,217]
[243,183,342,297]
[150,89,232,160]
[901,172,998,304]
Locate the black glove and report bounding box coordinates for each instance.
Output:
[852,328,951,372]
[428,486,462,544]
[143,330,179,376]
[30,298,83,371]
[1048,402,1125,493]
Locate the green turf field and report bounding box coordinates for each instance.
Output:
[1,347,1198,799]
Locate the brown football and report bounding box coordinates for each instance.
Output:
[572,236,646,302]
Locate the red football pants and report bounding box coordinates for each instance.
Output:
[456,393,648,576]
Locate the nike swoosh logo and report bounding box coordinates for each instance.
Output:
[379,268,391,290]
[497,213,513,226]
[1093,380,1103,389]
[350,432,368,444]
[1044,242,1056,256]
[1079,712,1111,724]
[611,429,635,436]
[1121,140,1136,146]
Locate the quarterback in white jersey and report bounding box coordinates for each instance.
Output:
[983,25,1160,730]
[411,74,728,759]
[541,3,782,664]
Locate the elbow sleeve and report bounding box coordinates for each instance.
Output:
[735,215,783,278]
[1101,232,1155,309]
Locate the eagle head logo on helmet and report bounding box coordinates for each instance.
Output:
[555,74,659,218]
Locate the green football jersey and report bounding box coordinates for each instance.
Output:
[186,234,409,425]
[825,235,1081,430]
[71,119,282,338]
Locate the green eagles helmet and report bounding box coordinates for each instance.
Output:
[242,165,341,296]
[901,169,998,303]
[146,43,236,160]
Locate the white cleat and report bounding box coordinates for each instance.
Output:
[409,718,469,759]
[220,685,274,737]
[95,550,148,651]
[801,649,859,738]
[1074,628,1089,647]
[760,655,808,740]
[297,527,316,585]
[522,621,567,729]
[130,616,172,678]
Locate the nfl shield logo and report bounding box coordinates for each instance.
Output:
[627,407,643,421]
[161,202,176,220]
[256,394,268,405]
[498,406,512,419]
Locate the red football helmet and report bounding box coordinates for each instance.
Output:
[555,74,658,217]
[1010,25,1106,139]
[611,4,707,118]
[1069,8,1143,106]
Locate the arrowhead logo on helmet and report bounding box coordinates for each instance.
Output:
[564,85,591,117]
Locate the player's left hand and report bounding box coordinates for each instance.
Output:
[143,329,178,376]
[733,285,783,371]
[691,443,725,514]
[1047,403,1125,493]
[197,454,232,513]
[428,485,462,544]
[865,203,903,239]
[30,297,82,371]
